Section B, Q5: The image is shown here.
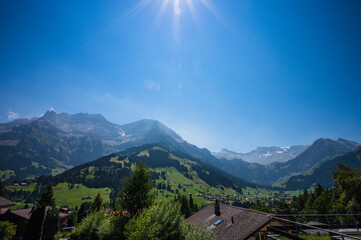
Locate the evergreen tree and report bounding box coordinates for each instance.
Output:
[23,205,46,240]
[67,210,77,227]
[194,203,199,212]
[189,194,194,211]
[117,162,153,216]
[0,180,3,196]
[276,201,291,215]
[38,185,56,207]
[314,184,324,198]
[43,207,60,240]
[177,195,191,218]
[77,202,91,222]
[91,193,103,212]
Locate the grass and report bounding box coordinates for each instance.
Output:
[5,182,111,209]
[8,203,30,211]
[137,150,149,157]
[152,167,211,206]
[53,183,111,208]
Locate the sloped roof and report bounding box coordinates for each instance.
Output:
[0,208,9,215]
[10,208,32,220]
[0,197,15,207]
[185,203,270,240]
[10,206,67,221]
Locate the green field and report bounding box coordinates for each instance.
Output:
[7,182,37,192]
[5,183,111,209]
[152,167,211,206]
[53,183,111,208]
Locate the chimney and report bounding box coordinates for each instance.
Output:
[215,199,221,216]
[231,216,234,224]
[31,203,36,213]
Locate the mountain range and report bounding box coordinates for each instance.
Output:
[0,110,360,190]
[215,138,359,185]
[213,145,308,165]
[0,111,221,181]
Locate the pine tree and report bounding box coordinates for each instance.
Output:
[39,185,56,207]
[117,162,153,216]
[77,202,91,222]
[67,210,77,227]
[91,193,103,212]
[23,205,46,240]
[189,194,194,211]
[43,207,60,240]
[179,195,191,218]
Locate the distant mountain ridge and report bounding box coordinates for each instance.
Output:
[283,145,361,190]
[41,111,182,147]
[212,138,360,185]
[213,145,308,165]
[270,138,360,182]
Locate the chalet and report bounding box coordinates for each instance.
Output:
[0,197,15,208]
[6,208,33,238]
[185,200,289,240]
[2,206,73,238]
[0,208,10,220]
[57,207,73,227]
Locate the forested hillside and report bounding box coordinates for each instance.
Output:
[36,144,258,196]
[283,146,361,190]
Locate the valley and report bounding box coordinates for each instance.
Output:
[1,111,360,188]
[1,111,360,240]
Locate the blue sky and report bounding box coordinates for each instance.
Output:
[1,0,361,152]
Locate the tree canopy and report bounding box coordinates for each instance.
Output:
[117,162,153,216]
[91,193,103,212]
[38,185,56,207]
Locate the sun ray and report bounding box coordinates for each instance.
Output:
[186,0,201,29]
[69,0,151,58]
[115,0,152,28]
[199,0,241,39]
[172,0,181,43]
[154,0,170,30]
